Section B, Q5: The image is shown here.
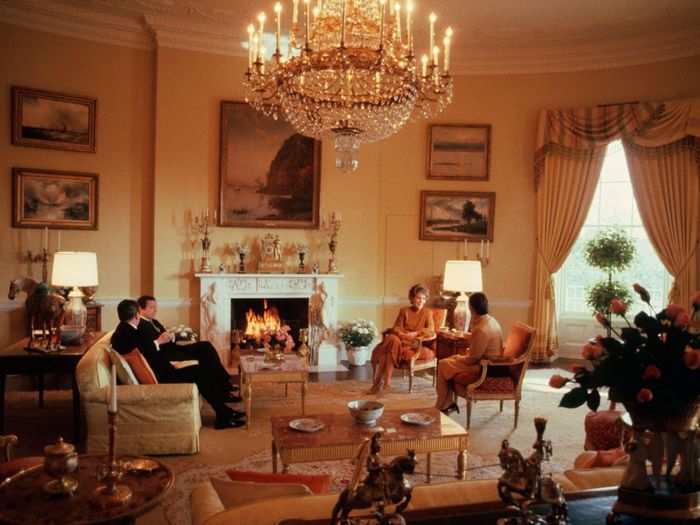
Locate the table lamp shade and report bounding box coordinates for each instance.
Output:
[443,260,482,293]
[51,252,99,287]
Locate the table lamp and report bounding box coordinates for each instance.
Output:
[443,260,483,332]
[51,251,99,343]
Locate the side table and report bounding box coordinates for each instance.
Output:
[0,455,173,525]
[436,331,470,360]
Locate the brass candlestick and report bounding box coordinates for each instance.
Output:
[324,212,341,274]
[93,411,132,508]
[296,243,308,273]
[192,212,213,273]
[26,248,51,283]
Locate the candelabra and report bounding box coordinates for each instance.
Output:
[324,213,342,274]
[26,248,51,283]
[462,240,491,267]
[93,410,132,508]
[235,242,250,273]
[296,243,308,273]
[192,212,213,273]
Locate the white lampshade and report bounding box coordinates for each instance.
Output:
[443,260,482,293]
[51,251,99,287]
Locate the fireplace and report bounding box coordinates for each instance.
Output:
[231,297,309,350]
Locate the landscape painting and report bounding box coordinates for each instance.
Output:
[219,101,321,229]
[428,124,490,180]
[12,86,96,153]
[420,191,495,241]
[12,168,99,230]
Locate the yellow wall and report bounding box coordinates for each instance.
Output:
[2,21,700,348]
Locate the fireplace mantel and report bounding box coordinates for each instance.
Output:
[195,273,343,368]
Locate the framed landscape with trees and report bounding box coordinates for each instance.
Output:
[419,191,495,241]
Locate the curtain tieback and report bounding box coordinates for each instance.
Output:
[536,246,555,299]
[669,245,698,302]
[675,246,698,278]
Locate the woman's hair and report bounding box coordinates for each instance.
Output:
[469,292,489,316]
[408,284,429,300]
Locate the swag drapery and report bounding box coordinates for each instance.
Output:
[531,98,700,363]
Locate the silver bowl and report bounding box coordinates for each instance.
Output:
[347,400,384,425]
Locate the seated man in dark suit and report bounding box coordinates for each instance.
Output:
[136,295,239,399]
[110,299,245,429]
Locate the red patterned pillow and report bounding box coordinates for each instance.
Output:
[225,469,331,494]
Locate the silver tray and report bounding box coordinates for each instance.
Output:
[400,413,435,426]
[289,418,325,433]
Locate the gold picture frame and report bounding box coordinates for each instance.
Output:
[427,124,490,181]
[419,190,495,241]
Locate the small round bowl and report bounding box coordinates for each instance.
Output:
[347,400,384,425]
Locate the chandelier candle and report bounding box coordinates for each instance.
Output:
[243,0,454,172]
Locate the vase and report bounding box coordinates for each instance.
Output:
[347,345,370,367]
[624,399,700,433]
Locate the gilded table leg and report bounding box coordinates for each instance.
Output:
[246,382,253,429]
[272,440,278,473]
[457,449,467,480]
[426,452,432,483]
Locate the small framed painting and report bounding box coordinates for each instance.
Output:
[419,191,495,241]
[219,101,321,229]
[12,167,99,230]
[12,86,97,153]
[427,124,490,180]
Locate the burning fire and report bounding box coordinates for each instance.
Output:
[244,300,282,340]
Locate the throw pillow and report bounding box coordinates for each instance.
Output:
[224,469,331,494]
[122,349,158,385]
[210,478,312,509]
[111,350,139,385]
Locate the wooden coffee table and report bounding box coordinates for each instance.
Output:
[271,407,468,483]
[240,354,309,429]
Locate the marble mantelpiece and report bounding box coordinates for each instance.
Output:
[195,273,343,368]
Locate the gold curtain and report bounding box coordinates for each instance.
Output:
[624,138,699,308]
[531,146,605,362]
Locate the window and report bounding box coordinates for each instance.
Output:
[556,141,671,334]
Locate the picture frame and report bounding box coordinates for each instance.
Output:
[419,191,495,241]
[427,124,490,180]
[11,86,97,153]
[12,167,99,230]
[218,101,321,229]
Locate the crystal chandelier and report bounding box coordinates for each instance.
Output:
[243,0,454,172]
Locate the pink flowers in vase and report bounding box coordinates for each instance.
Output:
[262,325,295,353]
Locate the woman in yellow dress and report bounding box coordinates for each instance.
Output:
[368,284,436,394]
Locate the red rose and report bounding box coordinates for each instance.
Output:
[675,312,690,329]
[683,348,700,370]
[582,343,604,360]
[666,304,685,320]
[633,283,651,303]
[636,388,653,403]
[548,374,568,389]
[609,298,627,315]
[641,365,661,381]
[595,312,611,328]
[571,365,587,374]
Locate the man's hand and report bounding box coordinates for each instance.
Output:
[157,331,172,345]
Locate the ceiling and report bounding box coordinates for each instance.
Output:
[2,0,700,74]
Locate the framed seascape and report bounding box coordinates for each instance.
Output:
[427,124,490,180]
[419,191,495,241]
[11,86,96,153]
[12,167,99,230]
[219,101,321,229]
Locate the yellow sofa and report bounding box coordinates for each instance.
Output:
[75,332,202,455]
[191,467,625,525]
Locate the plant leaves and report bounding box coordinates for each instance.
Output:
[559,387,589,409]
[587,389,601,411]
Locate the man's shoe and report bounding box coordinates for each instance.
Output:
[229,409,246,419]
[441,402,460,415]
[225,393,243,403]
[214,417,246,429]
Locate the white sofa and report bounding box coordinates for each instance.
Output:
[75,332,202,455]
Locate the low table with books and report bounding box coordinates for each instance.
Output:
[271,407,468,483]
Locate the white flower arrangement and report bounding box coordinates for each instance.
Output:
[338,319,378,349]
[168,325,198,342]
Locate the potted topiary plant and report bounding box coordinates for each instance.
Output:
[584,228,635,335]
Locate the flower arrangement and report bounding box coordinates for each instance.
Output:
[550,285,700,426]
[338,319,378,349]
[168,325,198,343]
[261,324,295,353]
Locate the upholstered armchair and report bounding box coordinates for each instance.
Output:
[399,308,447,392]
[454,322,535,429]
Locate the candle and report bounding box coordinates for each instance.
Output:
[432,45,440,70]
[43,227,48,251]
[247,24,255,67]
[304,0,310,46]
[109,361,117,413]
[480,240,484,258]
[214,209,218,223]
[252,34,259,64]
[429,12,436,56]
[464,239,468,257]
[57,231,61,251]
[406,0,413,51]
[444,27,453,72]
[394,2,401,43]
[292,0,299,24]
[421,54,428,77]
[340,0,346,46]
[487,240,491,259]
[378,0,386,48]
[274,3,282,54]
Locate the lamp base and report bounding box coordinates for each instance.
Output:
[62,287,87,341]
[452,294,471,333]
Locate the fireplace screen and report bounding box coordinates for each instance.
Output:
[231,298,308,350]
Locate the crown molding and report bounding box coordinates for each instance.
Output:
[1,1,699,74]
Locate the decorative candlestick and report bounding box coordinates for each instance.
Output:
[296,243,308,273]
[192,211,213,273]
[476,240,491,267]
[235,242,250,273]
[26,248,51,283]
[297,328,311,365]
[324,212,342,274]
